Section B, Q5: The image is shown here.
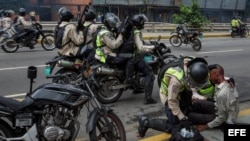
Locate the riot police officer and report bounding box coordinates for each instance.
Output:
[94,12,126,66]
[56,7,84,57]
[80,9,99,64]
[138,57,209,137]
[125,14,157,104]
[13,8,37,49]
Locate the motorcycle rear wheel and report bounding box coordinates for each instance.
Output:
[1,40,19,53]
[169,35,182,47]
[96,75,123,104]
[41,34,56,51]
[191,38,202,51]
[89,111,126,141]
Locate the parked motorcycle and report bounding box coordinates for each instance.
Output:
[0,23,55,53]
[0,66,126,141]
[231,23,249,38]
[169,24,203,51]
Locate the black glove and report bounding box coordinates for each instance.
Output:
[120,28,131,39]
[124,21,133,31]
[154,43,161,49]
[77,21,84,32]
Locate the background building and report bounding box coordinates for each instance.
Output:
[0,0,249,22]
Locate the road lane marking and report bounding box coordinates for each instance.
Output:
[0,65,46,71]
[138,108,250,141]
[197,49,243,54]
[4,93,26,98]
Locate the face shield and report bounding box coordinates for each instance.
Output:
[186,73,209,89]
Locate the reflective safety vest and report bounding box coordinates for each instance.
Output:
[198,80,215,98]
[160,67,185,96]
[95,29,110,63]
[231,19,238,27]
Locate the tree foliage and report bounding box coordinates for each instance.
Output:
[173,0,209,28]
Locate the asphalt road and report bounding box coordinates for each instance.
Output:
[0,37,250,140]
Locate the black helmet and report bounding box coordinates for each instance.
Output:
[131,14,148,30]
[6,10,15,17]
[84,10,96,21]
[186,58,208,88]
[58,7,67,16]
[19,8,26,16]
[59,8,74,21]
[103,13,120,32]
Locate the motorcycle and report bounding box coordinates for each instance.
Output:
[44,46,88,84]
[231,23,249,38]
[89,36,172,104]
[0,23,55,53]
[0,66,126,141]
[169,24,203,51]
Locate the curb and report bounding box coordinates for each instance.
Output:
[142,33,231,40]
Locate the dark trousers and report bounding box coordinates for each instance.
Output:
[106,55,128,68]
[165,89,193,129]
[188,100,216,125]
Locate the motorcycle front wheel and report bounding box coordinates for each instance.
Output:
[191,38,202,51]
[0,123,13,138]
[1,40,19,53]
[169,35,182,47]
[89,111,126,141]
[41,34,55,51]
[96,75,123,104]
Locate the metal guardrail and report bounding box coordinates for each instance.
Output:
[40,22,250,33]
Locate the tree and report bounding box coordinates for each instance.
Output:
[172,0,209,28]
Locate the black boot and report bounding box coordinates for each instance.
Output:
[138,116,171,137]
[138,116,149,137]
[144,97,157,104]
[144,82,157,104]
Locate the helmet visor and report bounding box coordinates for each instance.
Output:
[186,73,209,89]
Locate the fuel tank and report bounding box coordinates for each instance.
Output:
[30,83,89,108]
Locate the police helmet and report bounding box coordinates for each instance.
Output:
[59,8,74,22]
[103,13,121,32]
[4,10,15,17]
[186,58,208,88]
[58,7,67,16]
[19,8,26,16]
[84,10,96,21]
[131,14,148,30]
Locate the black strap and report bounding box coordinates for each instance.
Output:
[59,24,71,48]
[82,23,93,45]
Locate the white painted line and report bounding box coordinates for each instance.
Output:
[4,93,26,98]
[0,65,46,71]
[197,49,243,54]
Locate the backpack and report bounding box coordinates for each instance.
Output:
[170,121,204,141]
[54,24,70,49]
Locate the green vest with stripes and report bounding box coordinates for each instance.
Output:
[95,28,110,63]
[160,67,185,96]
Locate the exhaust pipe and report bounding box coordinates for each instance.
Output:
[96,66,118,75]
[57,60,75,68]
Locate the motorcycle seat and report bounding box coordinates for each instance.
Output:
[0,95,34,112]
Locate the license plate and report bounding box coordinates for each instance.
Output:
[16,113,32,127]
[44,65,51,76]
